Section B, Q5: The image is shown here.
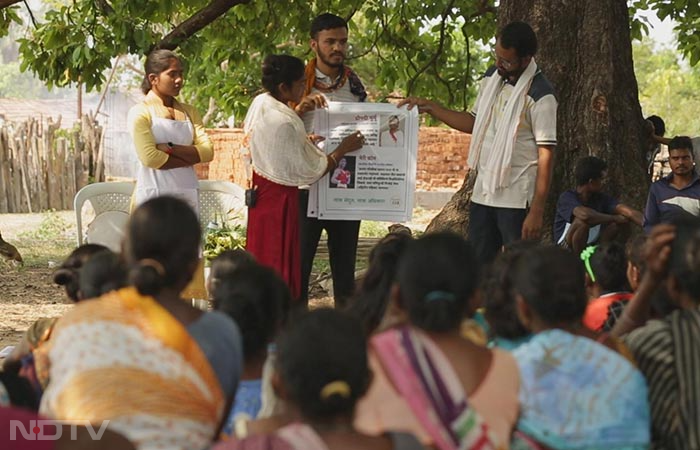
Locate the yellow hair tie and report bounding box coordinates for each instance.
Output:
[140,258,166,277]
[320,380,351,401]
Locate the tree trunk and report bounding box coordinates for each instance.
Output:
[425,170,477,235]
[427,0,649,239]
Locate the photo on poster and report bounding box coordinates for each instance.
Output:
[329,155,356,189]
[379,114,405,148]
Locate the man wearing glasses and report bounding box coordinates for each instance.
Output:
[400,21,557,264]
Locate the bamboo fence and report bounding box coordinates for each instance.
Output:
[0,116,103,213]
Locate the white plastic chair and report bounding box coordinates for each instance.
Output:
[198,180,247,228]
[74,181,135,251]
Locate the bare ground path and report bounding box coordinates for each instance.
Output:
[0,211,75,348]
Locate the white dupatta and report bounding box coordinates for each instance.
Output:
[243,93,328,186]
[467,60,538,194]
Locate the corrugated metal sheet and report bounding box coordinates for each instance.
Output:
[98,90,141,178]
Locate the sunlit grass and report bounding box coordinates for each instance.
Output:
[14,210,75,269]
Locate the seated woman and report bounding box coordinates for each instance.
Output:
[510,246,650,450]
[77,249,127,300]
[207,249,256,297]
[355,232,518,449]
[613,219,700,449]
[213,263,291,437]
[214,308,424,450]
[243,54,364,300]
[2,244,114,396]
[481,241,537,350]
[39,197,244,450]
[346,230,413,336]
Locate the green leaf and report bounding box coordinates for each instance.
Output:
[72,46,82,64]
[690,48,700,66]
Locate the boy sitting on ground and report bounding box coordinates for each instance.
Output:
[554,156,642,255]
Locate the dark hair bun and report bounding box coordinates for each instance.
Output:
[277,309,368,420]
[261,54,305,96]
[129,262,165,297]
[125,197,201,297]
[262,59,281,75]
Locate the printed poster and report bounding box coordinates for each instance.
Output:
[308,102,418,222]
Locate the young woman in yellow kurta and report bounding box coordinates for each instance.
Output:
[128,49,213,299]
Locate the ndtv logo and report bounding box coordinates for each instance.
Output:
[10,420,110,441]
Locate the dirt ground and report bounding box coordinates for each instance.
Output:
[0,269,71,349]
[0,208,438,350]
[0,211,76,349]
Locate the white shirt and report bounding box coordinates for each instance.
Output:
[302,68,363,132]
[470,71,557,209]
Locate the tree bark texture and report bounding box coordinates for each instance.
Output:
[425,170,477,235]
[428,0,649,239]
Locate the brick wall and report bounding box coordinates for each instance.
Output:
[195,128,248,184]
[416,127,470,190]
[199,127,470,191]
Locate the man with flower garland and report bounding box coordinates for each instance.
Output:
[295,13,367,309]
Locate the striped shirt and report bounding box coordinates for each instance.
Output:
[623,307,700,449]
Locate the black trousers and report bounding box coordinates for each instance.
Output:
[298,189,361,308]
[467,201,527,265]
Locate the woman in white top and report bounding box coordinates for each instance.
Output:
[127,49,213,298]
[243,54,363,301]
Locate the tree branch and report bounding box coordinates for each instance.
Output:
[22,0,37,28]
[155,0,251,51]
[345,6,359,24]
[461,24,471,110]
[0,0,22,8]
[124,61,145,77]
[95,0,114,16]
[406,0,455,96]
[469,0,497,20]
[432,61,454,104]
[201,97,218,126]
[350,23,382,60]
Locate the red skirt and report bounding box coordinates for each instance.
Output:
[245,172,301,299]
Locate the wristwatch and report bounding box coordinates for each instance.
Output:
[166,142,174,155]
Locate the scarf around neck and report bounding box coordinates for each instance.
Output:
[467,59,538,194]
[303,58,367,101]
